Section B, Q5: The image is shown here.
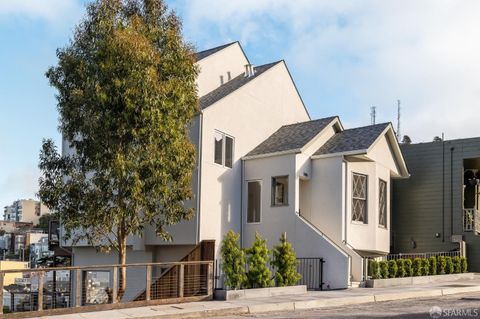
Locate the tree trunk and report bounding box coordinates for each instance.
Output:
[117,228,127,302]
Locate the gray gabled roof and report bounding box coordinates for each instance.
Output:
[199,61,281,110]
[195,42,237,61]
[314,122,391,156]
[246,116,339,157]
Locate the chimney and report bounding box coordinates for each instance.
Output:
[244,64,255,77]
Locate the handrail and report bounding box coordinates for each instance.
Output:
[0,260,214,274]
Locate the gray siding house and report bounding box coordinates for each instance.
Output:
[392,137,480,271]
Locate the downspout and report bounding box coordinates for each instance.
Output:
[442,140,445,242]
[342,157,355,282]
[196,112,203,244]
[240,159,245,248]
[450,147,455,238]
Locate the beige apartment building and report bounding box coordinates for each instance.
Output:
[3,199,50,225]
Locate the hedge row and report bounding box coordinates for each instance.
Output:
[369,256,467,279]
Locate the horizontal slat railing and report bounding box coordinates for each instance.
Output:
[0,260,214,318]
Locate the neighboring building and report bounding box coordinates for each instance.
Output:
[0,261,29,286]
[61,42,409,291]
[3,199,50,225]
[392,137,480,271]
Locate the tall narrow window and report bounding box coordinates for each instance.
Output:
[214,132,223,165]
[352,173,368,223]
[272,176,288,206]
[214,131,234,168]
[247,181,261,223]
[379,179,387,228]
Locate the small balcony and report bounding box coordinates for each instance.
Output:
[463,208,480,234]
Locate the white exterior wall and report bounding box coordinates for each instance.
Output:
[196,43,249,97]
[199,62,309,256]
[243,154,350,288]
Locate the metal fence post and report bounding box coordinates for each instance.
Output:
[0,272,4,314]
[75,269,82,307]
[178,264,184,298]
[37,272,44,311]
[112,266,118,303]
[207,262,213,296]
[145,265,151,301]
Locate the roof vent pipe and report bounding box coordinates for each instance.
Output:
[244,64,255,77]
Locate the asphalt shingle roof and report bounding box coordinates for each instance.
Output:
[195,42,237,61]
[199,61,281,110]
[246,117,338,157]
[314,122,390,156]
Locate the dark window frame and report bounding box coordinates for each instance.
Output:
[247,180,262,224]
[271,175,289,207]
[352,173,368,224]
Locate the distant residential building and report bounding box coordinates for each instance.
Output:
[0,261,29,286]
[3,199,50,225]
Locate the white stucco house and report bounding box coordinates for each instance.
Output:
[62,41,409,290]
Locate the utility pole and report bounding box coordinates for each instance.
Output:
[397,100,401,140]
[370,106,376,125]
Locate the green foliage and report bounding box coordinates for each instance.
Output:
[437,256,447,275]
[369,260,380,279]
[429,257,437,276]
[412,258,423,276]
[39,0,198,298]
[271,233,301,287]
[404,259,413,277]
[461,257,468,273]
[422,258,430,276]
[221,231,246,289]
[379,261,389,279]
[387,260,397,278]
[445,257,454,274]
[452,256,461,274]
[396,259,406,278]
[36,214,55,233]
[246,233,273,288]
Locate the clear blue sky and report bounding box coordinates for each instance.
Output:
[1,0,479,208]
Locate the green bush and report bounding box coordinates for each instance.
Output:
[404,259,413,277]
[220,230,246,289]
[271,233,301,287]
[445,256,454,274]
[461,257,468,273]
[422,258,430,276]
[245,233,273,288]
[369,260,380,279]
[437,256,446,275]
[379,261,389,279]
[429,256,437,275]
[412,258,423,276]
[388,260,398,278]
[396,259,406,278]
[452,256,461,274]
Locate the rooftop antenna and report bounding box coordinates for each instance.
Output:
[397,99,401,140]
[370,106,376,125]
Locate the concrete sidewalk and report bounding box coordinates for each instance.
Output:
[32,277,480,319]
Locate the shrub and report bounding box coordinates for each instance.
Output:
[396,259,406,278]
[271,233,301,287]
[452,256,461,274]
[445,257,454,274]
[404,259,413,277]
[246,233,273,288]
[412,258,423,276]
[437,256,446,275]
[388,260,398,278]
[461,257,468,273]
[369,260,380,279]
[379,261,389,279]
[221,230,246,289]
[429,256,437,276]
[422,258,430,276]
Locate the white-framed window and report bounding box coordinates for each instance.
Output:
[352,173,368,223]
[272,176,288,206]
[378,179,387,228]
[247,181,261,223]
[214,130,234,168]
